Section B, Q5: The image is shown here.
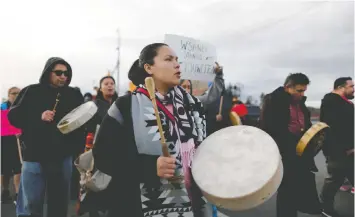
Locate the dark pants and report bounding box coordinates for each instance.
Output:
[1,136,22,176]
[16,156,72,217]
[70,156,80,200]
[320,154,354,211]
[277,159,321,217]
[277,161,299,217]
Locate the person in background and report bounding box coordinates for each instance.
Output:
[205,87,232,136]
[259,73,321,217]
[205,85,248,136]
[231,97,248,122]
[180,62,224,110]
[77,75,118,217]
[84,92,93,102]
[70,87,84,201]
[93,76,119,124]
[8,57,85,217]
[1,87,22,204]
[319,77,354,217]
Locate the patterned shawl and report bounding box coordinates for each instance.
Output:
[131,84,206,200]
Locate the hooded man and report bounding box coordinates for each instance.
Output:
[319,77,354,217]
[8,57,85,217]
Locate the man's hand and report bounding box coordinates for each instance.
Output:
[216,114,223,122]
[214,62,223,74]
[346,149,354,156]
[157,156,176,179]
[41,110,55,122]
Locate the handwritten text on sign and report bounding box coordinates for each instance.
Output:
[164,34,217,81]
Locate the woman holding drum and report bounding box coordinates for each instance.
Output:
[93,43,210,217]
[93,42,284,217]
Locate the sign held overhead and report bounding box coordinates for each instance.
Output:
[164,34,217,81]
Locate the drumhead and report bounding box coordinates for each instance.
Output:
[296,122,329,158]
[58,101,98,134]
[192,126,281,201]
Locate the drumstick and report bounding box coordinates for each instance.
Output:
[218,95,224,115]
[52,93,61,112]
[16,135,23,164]
[145,77,170,157]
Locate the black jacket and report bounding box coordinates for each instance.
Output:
[8,57,85,162]
[86,98,114,133]
[259,87,321,214]
[259,87,312,162]
[206,93,234,136]
[320,93,354,158]
[93,94,206,216]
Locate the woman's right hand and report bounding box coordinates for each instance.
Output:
[157,156,176,179]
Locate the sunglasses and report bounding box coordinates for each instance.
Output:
[53,70,69,77]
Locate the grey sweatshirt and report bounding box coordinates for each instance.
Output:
[197,73,225,110]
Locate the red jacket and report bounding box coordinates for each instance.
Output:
[231,103,248,117]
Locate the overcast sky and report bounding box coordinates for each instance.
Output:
[1,0,353,107]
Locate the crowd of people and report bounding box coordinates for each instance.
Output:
[1,43,354,217]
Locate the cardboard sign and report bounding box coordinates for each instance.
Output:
[164,34,217,81]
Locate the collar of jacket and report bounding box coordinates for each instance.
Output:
[272,86,307,105]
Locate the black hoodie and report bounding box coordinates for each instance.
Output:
[8,57,85,162]
[320,93,354,158]
[205,92,234,136]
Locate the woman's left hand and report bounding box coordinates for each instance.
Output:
[214,62,223,74]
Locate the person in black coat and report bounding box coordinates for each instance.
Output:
[259,73,321,217]
[77,75,118,217]
[205,89,234,136]
[319,77,354,217]
[8,57,85,217]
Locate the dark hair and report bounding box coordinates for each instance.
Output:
[128,43,168,86]
[83,92,93,102]
[96,76,118,103]
[179,79,193,94]
[284,73,310,87]
[334,77,352,89]
[83,92,93,98]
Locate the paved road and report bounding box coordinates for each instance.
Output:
[2,153,353,217]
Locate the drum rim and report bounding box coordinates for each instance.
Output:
[296,122,329,157]
[57,101,97,132]
[229,111,242,125]
[192,125,281,199]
